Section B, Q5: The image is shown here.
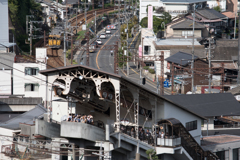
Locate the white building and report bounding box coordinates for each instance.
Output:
[207,0,226,11]
[139,0,207,21]
[13,48,47,102]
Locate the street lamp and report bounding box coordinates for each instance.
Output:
[237,5,240,84]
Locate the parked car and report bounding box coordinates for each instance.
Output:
[100,33,106,38]
[106,29,111,34]
[96,39,102,45]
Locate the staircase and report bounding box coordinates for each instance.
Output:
[160,118,218,160]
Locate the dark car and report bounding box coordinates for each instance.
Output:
[92,42,99,48]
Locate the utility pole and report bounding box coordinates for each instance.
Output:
[234,12,236,39]
[64,19,66,66]
[76,8,78,34]
[208,38,212,93]
[44,30,46,46]
[85,0,87,25]
[86,31,90,66]
[118,0,121,49]
[30,21,33,56]
[238,9,240,84]
[71,29,73,64]
[127,17,129,76]
[191,3,196,93]
[140,37,144,84]
[95,11,97,34]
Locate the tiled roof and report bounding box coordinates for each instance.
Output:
[165,51,198,66]
[163,93,240,117]
[212,47,238,60]
[171,20,206,29]
[197,9,226,20]
[162,0,206,4]
[222,11,237,19]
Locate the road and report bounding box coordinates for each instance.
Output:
[80,26,171,95]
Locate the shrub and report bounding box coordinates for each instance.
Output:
[143,66,149,70]
[148,68,155,74]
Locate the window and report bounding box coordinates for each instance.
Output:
[186,120,197,131]
[25,67,39,75]
[25,83,39,92]
[144,46,151,55]
[182,31,193,36]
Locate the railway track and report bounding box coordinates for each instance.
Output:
[69,6,124,32]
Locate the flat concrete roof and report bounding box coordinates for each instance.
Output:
[155,39,201,46]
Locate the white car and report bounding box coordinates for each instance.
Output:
[106,29,111,34]
[96,39,102,45]
[100,33,106,39]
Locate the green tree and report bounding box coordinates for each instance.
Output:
[146,149,159,160]
[140,16,165,33]
[8,0,43,53]
[161,12,172,24]
[213,6,221,12]
[146,4,155,13]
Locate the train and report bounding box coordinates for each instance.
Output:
[48,35,61,48]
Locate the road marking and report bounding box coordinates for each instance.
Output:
[129,31,140,48]
[96,31,117,69]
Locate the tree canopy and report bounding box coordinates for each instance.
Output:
[146,149,159,160]
[8,0,43,52]
[146,4,155,13]
[213,6,221,12]
[140,13,172,33]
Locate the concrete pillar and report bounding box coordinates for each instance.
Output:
[229,148,232,160]
[79,148,85,160]
[104,142,112,160]
[150,98,157,137]
[225,149,229,160]
[238,148,240,160]
[51,141,60,160]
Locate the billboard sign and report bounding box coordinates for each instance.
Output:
[139,45,142,58]
[148,6,153,29]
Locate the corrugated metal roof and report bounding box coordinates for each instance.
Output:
[0,104,47,130]
[0,97,42,105]
[0,52,15,69]
[0,0,9,43]
[165,51,198,66]
[0,113,22,123]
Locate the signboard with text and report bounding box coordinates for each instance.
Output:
[148,6,153,29]
[139,45,142,58]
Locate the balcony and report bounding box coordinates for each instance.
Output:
[157,137,181,147]
[60,121,105,141]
